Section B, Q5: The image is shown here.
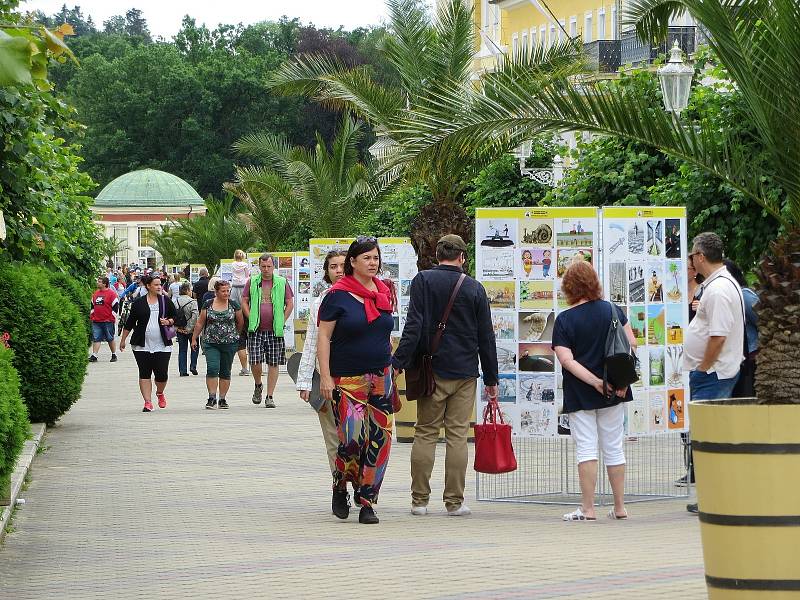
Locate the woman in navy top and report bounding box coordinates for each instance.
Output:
[317,237,396,525]
[552,261,636,522]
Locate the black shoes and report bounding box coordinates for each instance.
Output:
[359,505,379,524]
[687,503,699,514]
[110,354,118,362]
[190,368,198,375]
[88,355,98,362]
[218,399,229,409]
[332,489,350,519]
[180,373,190,377]
[205,397,217,410]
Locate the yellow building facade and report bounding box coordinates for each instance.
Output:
[470,0,697,75]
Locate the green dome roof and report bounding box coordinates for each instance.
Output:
[94,169,203,208]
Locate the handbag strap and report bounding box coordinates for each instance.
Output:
[430,273,467,355]
[482,397,505,425]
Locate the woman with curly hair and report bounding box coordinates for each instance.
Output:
[552,260,636,522]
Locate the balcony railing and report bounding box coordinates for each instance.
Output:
[583,39,622,73]
[621,26,697,67]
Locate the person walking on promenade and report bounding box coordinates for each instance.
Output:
[296,250,347,475]
[168,273,182,300]
[174,282,199,377]
[552,261,636,521]
[202,276,220,306]
[392,235,499,517]
[684,232,745,514]
[242,254,294,409]
[192,280,244,410]
[89,276,119,363]
[193,267,210,300]
[119,274,177,413]
[724,259,759,398]
[317,237,396,525]
[231,249,252,377]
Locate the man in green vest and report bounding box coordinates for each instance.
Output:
[242,253,295,408]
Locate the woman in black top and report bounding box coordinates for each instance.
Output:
[119,274,177,413]
[317,237,396,525]
[552,261,636,521]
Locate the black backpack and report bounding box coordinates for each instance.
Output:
[603,303,639,399]
[174,298,190,328]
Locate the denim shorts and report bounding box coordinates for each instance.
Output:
[689,370,739,401]
[91,321,115,343]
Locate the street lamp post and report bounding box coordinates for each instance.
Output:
[657,40,694,115]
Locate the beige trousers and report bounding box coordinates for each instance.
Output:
[411,375,477,510]
[317,400,339,476]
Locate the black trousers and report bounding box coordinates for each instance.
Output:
[133,350,171,382]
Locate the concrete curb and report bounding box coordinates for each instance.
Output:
[0,423,46,543]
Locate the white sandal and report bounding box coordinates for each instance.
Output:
[562,507,596,521]
[607,508,628,520]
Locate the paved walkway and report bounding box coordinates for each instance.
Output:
[0,350,707,599]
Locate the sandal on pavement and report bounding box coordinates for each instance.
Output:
[562,507,596,521]
[607,508,628,520]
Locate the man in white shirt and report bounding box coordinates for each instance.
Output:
[684,232,745,400]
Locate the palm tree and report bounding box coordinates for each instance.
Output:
[400,0,799,402]
[149,225,187,266]
[230,114,381,239]
[162,195,256,274]
[98,235,129,268]
[268,0,585,267]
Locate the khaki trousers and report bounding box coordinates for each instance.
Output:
[317,400,339,477]
[411,375,476,510]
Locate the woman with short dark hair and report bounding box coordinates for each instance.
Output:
[317,237,396,524]
[552,261,636,521]
[119,274,177,412]
[192,279,244,409]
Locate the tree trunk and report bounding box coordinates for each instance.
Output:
[410,200,472,271]
[755,229,800,403]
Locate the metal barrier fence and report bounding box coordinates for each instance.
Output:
[476,432,689,505]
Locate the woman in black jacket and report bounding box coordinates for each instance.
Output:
[119,274,177,412]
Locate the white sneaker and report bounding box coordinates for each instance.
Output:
[411,506,428,516]
[239,368,251,376]
[447,505,471,516]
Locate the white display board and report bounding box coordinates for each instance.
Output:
[475,206,690,438]
[601,206,690,435]
[294,251,311,323]
[309,237,418,337]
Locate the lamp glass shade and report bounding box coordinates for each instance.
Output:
[658,42,693,114]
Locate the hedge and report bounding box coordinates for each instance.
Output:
[0,264,88,424]
[47,271,92,345]
[0,344,30,500]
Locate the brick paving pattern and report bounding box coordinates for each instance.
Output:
[0,351,708,599]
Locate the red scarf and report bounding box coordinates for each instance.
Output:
[325,275,393,323]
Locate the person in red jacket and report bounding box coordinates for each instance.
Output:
[90,276,119,362]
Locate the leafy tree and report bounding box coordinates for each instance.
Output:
[98,234,129,267]
[232,114,381,239]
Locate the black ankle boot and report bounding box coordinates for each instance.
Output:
[332,488,350,519]
[359,504,379,524]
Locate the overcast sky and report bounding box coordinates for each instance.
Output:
[21,1,390,38]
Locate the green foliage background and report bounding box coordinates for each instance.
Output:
[0,264,88,425]
[0,344,29,499]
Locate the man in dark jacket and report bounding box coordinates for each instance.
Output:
[192,268,210,300]
[393,234,499,517]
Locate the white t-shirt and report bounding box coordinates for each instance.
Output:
[169,281,182,298]
[132,301,171,354]
[684,266,744,379]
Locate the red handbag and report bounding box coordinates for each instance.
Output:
[473,398,517,474]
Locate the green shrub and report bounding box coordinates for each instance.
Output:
[0,344,30,499]
[47,271,93,345]
[0,264,88,424]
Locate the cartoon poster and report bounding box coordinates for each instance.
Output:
[601,206,689,435]
[476,206,607,437]
[667,389,685,429]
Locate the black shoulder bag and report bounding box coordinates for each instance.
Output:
[603,302,639,400]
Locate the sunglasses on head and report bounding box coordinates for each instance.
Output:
[356,235,377,243]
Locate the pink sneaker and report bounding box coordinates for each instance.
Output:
[157,393,166,409]
[143,400,153,412]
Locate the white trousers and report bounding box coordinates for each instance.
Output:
[569,403,626,466]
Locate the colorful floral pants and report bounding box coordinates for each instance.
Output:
[332,368,395,507]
